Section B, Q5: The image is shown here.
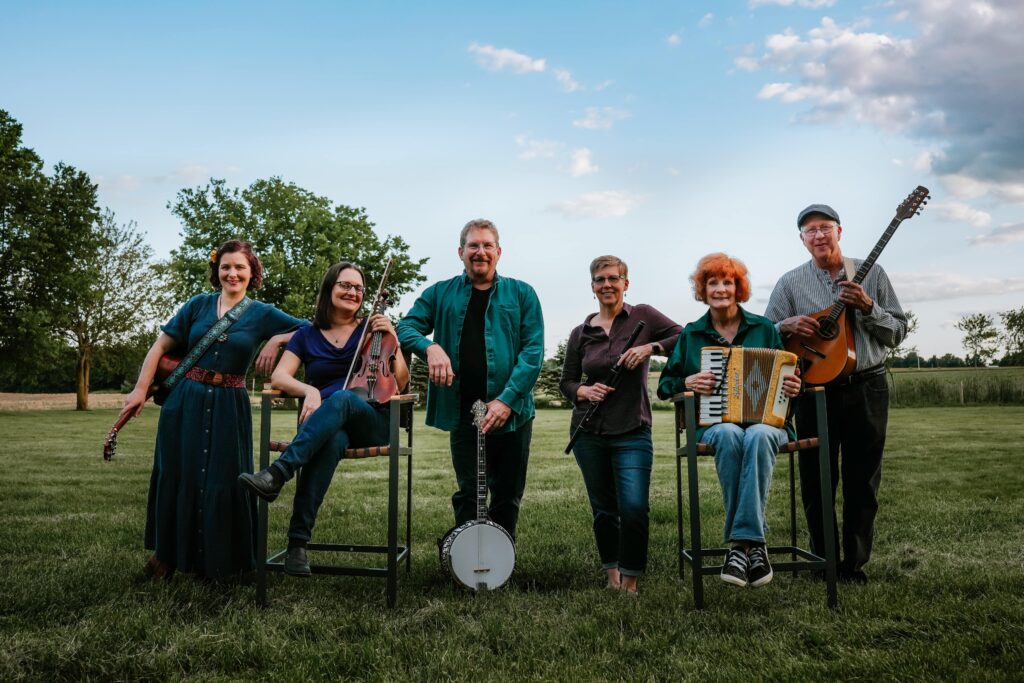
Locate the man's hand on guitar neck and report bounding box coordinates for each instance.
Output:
[838,281,874,313]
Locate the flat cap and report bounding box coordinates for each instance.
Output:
[797,203,840,228]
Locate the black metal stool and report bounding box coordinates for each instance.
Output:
[255,390,416,608]
[673,386,838,609]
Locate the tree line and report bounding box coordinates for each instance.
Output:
[1,110,426,408]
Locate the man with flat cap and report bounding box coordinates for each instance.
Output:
[765,203,907,584]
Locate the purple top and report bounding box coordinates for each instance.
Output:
[560,303,682,436]
[285,320,368,400]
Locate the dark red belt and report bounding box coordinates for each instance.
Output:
[185,366,246,388]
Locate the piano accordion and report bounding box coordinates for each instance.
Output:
[699,346,798,428]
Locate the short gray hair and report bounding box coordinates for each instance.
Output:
[460,219,500,247]
[589,255,628,278]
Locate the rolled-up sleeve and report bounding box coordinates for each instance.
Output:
[657,331,689,400]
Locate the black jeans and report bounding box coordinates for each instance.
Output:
[449,417,533,539]
[795,371,888,574]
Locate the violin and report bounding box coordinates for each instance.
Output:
[346,259,400,404]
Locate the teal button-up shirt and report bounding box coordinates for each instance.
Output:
[397,271,544,433]
[656,306,795,442]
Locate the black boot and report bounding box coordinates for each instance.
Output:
[284,545,311,577]
[237,468,284,502]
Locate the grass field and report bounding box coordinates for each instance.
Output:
[2,405,1023,681]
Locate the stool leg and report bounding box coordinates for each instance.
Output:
[386,400,400,608]
[676,443,685,580]
[816,391,838,610]
[790,451,798,578]
[257,394,272,608]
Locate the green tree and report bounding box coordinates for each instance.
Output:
[165,178,427,317]
[56,211,171,409]
[955,313,1000,367]
[534,339,567,405]
[999,306,1024,365]
[0,111,103,391]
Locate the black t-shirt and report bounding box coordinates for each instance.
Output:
[459,286,492,411]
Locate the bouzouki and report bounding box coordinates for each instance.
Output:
[102,354,180,461]
[785,185,930,385]
[439,400,516,590]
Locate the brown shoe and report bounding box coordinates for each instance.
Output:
[143,555,174,580]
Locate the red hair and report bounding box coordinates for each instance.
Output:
[690,253,751,304]
[208,240,264,290]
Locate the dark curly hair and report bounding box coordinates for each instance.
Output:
[208,240,264,291]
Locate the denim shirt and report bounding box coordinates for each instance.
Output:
[397,271,545,433]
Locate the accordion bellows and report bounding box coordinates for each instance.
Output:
[699,347,798,428]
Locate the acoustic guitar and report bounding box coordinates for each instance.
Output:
[785,185,929,385]
[102,354,180,461]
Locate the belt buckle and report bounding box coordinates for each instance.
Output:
[199,369,220,385]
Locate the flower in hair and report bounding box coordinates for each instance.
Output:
[209,248,219,264]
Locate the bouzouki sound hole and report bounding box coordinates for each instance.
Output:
[816,317,838,340]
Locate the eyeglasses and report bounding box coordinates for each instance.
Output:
[592,275,626,285]
[334,281,365,294]
[800,224,836,237]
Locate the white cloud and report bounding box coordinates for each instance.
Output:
[667,167,681,176]
[572,106,631,130]
[893,271,1024,302]
[699,13,714,28]
[745,3,1024,203]
[569,148,599,177]
[468,43,545,73]
[933,201,992,228]
[594,80,614,91]
[553,68,581,92]
[549,191,645,219]
[515,135,562,160]
[749,0,836,7]
[734,56,761,71]
[666,33,682,46]
[96,175,140,192]
[968,222,1024,247]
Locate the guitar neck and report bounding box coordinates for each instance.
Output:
[825,215,903,322]
[476,427,487,521]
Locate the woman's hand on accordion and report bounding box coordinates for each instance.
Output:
[685,371,718,396]
[782,371,802,398]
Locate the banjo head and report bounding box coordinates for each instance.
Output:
[442,520,516,591]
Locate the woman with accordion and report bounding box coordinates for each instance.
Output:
[657,253,801,589]
[560,255,681,594]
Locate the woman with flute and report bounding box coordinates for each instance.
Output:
[559,255,681,593]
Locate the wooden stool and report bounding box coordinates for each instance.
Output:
[255,390,416,608]
[673,386,838,609]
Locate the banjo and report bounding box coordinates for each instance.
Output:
[439,400,516,590]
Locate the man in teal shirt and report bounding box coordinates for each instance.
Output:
[397,219,544,538]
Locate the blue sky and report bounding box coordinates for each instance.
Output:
[4,1,1022,358]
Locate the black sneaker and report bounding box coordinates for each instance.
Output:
[747,545,774,588]
[721,547,748,587]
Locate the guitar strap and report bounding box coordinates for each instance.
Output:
[843,257,856,282]
[162,297,254,393]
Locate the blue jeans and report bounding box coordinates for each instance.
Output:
[701,423,787,544]
[271,391,389,544]
[572,426,653,576]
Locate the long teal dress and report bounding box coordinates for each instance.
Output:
[145,293,306,578]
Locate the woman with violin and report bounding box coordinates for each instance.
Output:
[120,240,305,580]
[238,261,409,577]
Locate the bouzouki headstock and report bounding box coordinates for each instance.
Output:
[895,185,930,220]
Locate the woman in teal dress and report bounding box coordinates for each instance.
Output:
[120,240,306,579]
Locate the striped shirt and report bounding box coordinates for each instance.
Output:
[764,259,907,372]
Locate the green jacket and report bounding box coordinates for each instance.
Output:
[397,271,544,433]
[656,307,795,441]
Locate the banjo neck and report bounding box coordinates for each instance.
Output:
[476,409,487,521]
